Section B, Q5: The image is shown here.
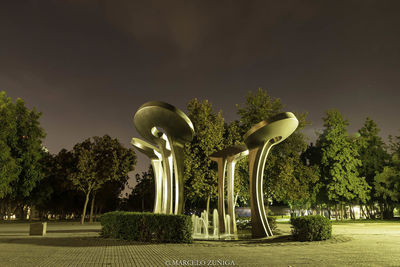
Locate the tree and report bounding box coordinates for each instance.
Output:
[356,118,390,218]
[316,109,370,219]
[184,99,225,214]
[28,151,55,219]
[69,135,136,224]
[373,133,400,219]
[123,166,155,212]
[236,88,317,213]
[0,91,46,219]
[0,92,19,199]
[237,88,283,132]
[374,163,400,219]
[29,149,83,219]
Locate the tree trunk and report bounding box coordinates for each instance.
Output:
[350,205,354,220]
[335,205,338,220]
[94,205,99,221]
[89,192,96,223]
[365,205,372,219]
[360,205,366,218]
[206,195,211,216]
[81,192,90,225]
[341,203,344,221]
[234,193,239,207]
[99,205,103,216]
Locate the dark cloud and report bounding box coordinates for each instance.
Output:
[1,0,400,179]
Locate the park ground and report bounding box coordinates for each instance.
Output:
[0,221,399,266]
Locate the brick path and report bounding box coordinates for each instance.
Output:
[0,222,399,266]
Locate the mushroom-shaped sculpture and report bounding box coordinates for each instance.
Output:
[134,101,194,144]
[133,101,194,214]
[244,112,298,238]
[210,144,248,235]
[131,138,167,214]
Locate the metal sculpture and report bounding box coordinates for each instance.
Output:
[132,101,194,214]
[244,112,298,238]
[210,145,248,234]
[210,112,298,238]
[130,138,164,213]
[132,100,298,239]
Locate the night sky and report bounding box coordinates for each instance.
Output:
[2,1,400,182]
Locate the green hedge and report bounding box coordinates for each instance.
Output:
[290,215,332,241]
[100,211,193,243]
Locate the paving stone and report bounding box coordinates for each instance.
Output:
[0,222,399,266]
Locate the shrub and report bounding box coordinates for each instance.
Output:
[100,211,193,243]
[290,215,332,241]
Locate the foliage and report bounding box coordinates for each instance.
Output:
[0,91,45,218]
[0,92,20,198]
[373,134,400,218]
[30,149,83,218]
[316,109,370,204]
[236,88,283,132]
[10,98,46,199]
[357,118,390,205]
[100,211,193,243]
[374,163,400,204]
[123,166,155,211]
[68,135,136,223]
[236,88,318,209]
[291,215,332,241]
[184,99,225,210]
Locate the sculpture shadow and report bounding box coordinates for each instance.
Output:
[239,234,295,245]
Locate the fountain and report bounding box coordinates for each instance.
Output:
[131,101,298,239]
[213,209,219,236]
[225,214,231,235]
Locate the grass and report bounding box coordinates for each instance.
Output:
[330,218,400,224]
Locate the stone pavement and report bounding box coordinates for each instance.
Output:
[0,221,399,266]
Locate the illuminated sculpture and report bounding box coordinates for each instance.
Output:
[132,101,194,214]
[244,112,298,237]
[210,145,248,234]
[132,100,298,238]
[211,112,298,238]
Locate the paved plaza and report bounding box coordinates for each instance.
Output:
[0,221,399,266]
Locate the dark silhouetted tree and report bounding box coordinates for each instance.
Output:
[69,135,136,224]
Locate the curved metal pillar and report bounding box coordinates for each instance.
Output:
[150,158,163,213]
[213,157,227,234]
[226,159,235,234]
[226,149,248,234]
[133,101,194,215]
[155,135,173,214]
[244,112,299,238]
[168,140,186,214]
[248,142,274,237]
[131,138,164,213]
[210,145,248,235]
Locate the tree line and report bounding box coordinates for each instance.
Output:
[0,91,136,223]
[1,89,399,222]
[182,89,399,219]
